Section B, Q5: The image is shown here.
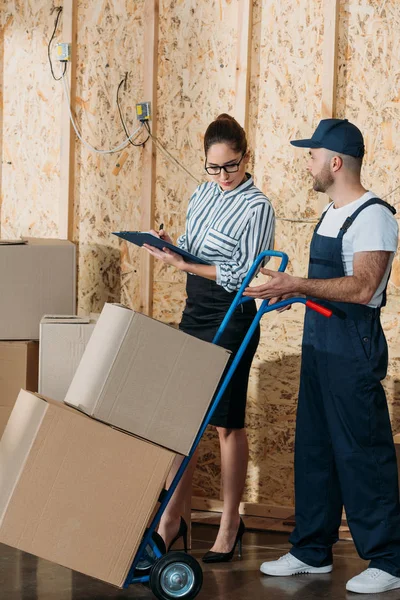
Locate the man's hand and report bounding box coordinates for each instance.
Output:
[244,250,391,306]
[244,268,299,300]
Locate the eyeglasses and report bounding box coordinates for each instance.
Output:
[205,152,245,175]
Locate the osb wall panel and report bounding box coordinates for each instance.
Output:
[74,0,145,314]
[193,0,325,507]
[0,3,62,238]
[152,0,240,324]
[250,0,324,220]
[1,0,399,511]
[336,0,400,294]
[194,0,400,509]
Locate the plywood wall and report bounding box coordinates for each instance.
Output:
[73,0,146,314]
[0,0,399,510]
[193,0,400,507]
[0,3,62,238]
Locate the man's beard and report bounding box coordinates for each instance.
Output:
[312,164,334,193]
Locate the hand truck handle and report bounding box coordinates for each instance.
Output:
[240,250,288,283]
[305,299,333,318]
[213,251,288,344]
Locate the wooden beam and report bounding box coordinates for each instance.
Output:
[234,0,253,131]
[191,509,353,540]
[192,496,295,519]
[139,0,159,317]
[321,0,340,119]
[59,0,77,241]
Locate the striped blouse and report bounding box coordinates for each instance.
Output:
[177,175,275,293]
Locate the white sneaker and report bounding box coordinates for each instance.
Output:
[346,568,400,594]
[260,552,333,576]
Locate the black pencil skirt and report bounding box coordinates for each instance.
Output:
[179,274,260,429]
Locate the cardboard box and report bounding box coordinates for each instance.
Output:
[0,238,76,340]
[65,304,230,455]
[0,407,13,438]
[0,341,39,406]
[0,341,39,436]
[0,390,174,588]
[39,315,98,402]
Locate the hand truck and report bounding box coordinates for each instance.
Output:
[123,250,332,600]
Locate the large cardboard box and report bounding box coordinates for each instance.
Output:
[0,341,39,436]
[65,303,230,455]
[0,238,76,340]
[39,315,98,402]
[0,390,174,588]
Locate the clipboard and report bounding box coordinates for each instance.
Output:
[113,231,211,265]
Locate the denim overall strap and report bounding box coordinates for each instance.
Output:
[338,198,396,240]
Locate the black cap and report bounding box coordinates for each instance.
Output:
[290,118,365,158]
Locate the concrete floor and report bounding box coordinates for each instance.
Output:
[1,524,399,600]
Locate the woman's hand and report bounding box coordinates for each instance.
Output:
[143,244,186,270]
[149,228,174,245]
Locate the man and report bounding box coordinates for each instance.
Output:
[244,119,400,594]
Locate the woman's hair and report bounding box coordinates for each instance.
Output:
[204,113,247,155]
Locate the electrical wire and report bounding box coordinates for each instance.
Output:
[48,7,67,81]
[276,217,318,222]
[116,88,400,211]
[274,182,400,223]
[49,6,400,210]
[62,69,145,154]
[116,77,150,147]
[383,183,400,205]
[137,124,400,220]
[143,122,201,185]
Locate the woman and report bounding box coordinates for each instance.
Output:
[144,114,275,562]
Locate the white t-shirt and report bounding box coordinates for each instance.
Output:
[317,191,398,308]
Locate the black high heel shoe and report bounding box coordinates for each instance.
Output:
[167,516,188,552]
[202,518,245,563]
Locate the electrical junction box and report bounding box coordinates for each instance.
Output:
[136,102,151,121]
[56,43,71,61]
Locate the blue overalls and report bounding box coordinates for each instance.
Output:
[290,198,400,577]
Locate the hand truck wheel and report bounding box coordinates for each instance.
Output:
[149,551,203,600]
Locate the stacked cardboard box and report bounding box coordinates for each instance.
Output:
[39,315,98,402]
[0,238,76,340]
[65,303,230,455]
[0,342,39,436]
[0,390,175,588]
[0,303,231,587]
[0,238,76,435]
